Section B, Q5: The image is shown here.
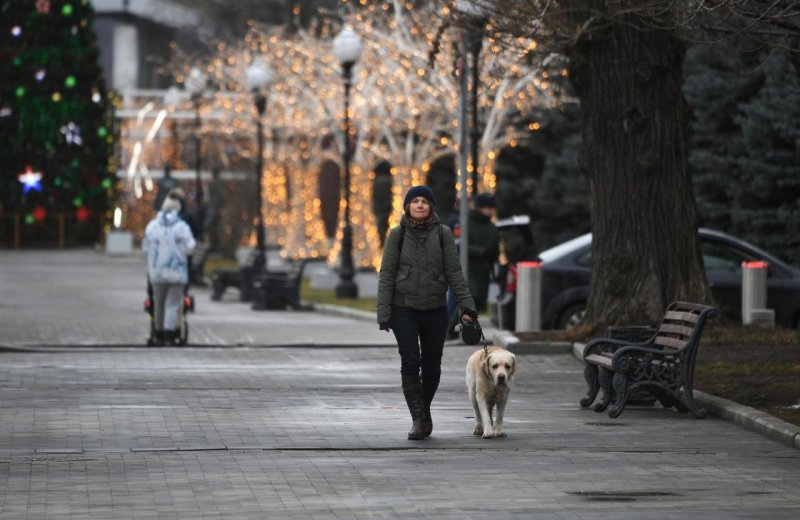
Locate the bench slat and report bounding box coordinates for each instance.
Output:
[663,310,699,323]
[653,335,686,349]
[657,323,695,338]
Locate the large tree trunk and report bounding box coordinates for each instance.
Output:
[568,19,712,331]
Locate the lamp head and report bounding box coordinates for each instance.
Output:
[246,60,275,92]
[185,67,207,95]
[455,0,490,18]
[332,27,362,67]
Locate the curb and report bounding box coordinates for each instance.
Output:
[694,391,800,450]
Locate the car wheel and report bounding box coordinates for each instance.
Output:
[557,303,586,330]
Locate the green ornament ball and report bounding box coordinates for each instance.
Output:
[54,177,63,187]
[65,76,77,88]
[72,196,83,207]
[15,86,25,97]
[25,214,35,225]
[62,4,73,16]
[97,126,107,138]
[101,178,112,189]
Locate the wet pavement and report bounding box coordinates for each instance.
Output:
[1,250,799,518]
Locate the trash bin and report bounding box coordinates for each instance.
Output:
[741,261,768,325]
[252,271,289,310]
[515,261,542,332]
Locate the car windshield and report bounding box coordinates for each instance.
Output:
[538,233,591,263]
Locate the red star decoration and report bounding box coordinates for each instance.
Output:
[76,207,90,222]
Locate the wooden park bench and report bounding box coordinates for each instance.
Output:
[210,251,258,302]
[251,258,318,311]
[579,301,717,418]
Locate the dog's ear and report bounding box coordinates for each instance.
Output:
[509,353,517,377]
[482,353,492,378]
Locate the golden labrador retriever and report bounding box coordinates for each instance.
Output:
[466,346,516,438]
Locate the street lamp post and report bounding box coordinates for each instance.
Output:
[185,67,207,241]
[468,27,483,197]
[245,60,275,272]
[332,27,362,299]
[456,0,488,197]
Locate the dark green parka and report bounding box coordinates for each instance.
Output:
[377,213,476,324]
[466,209,500,311]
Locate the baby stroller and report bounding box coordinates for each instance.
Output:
[144,277,194,346]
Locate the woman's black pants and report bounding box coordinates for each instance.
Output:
[391,305,448,379]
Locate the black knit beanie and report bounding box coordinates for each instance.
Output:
[403,185,436,208]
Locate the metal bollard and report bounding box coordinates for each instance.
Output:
[741,261,768,325]
[515,261,542,332]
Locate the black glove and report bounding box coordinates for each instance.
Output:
[379,322,391,332]
[462,309,479,322]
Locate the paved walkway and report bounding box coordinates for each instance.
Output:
[1,250,799,518]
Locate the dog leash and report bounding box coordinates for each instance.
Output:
[477,318,489,357]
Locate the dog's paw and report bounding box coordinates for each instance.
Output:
[481,428,495,439]
[494,430,507,438]
[472,425,483,436]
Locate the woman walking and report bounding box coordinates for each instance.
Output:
[377,186,477,440]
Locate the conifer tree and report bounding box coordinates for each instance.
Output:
[0,0,114,245]
[733,52,800,264]
[685,43,800,264]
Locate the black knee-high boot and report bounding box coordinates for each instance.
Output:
[401,375,425,440]
[421,376,440,438]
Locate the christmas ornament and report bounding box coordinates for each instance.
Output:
[36,0,51,14]
[61,122,83,145]
[33,206,47,222]
[18,166,43,194]
[76,207,90,222]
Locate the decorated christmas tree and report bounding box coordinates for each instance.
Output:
[0,0,115,246]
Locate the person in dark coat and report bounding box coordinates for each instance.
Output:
[377,185,477,440]
[153,164,178,212]
[466,192,500,313]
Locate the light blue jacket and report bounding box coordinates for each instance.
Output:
[143,210,196,285]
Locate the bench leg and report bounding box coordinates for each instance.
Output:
[211,280,224,301]
[674,387,707,418]
[580,364,600,408]
[608,372,630,418]
[593,368,614,413]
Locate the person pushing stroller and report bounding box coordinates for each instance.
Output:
[143,189,196,345]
